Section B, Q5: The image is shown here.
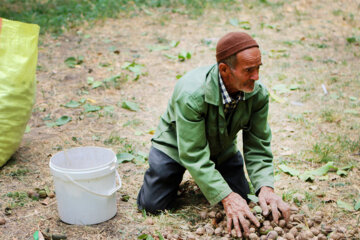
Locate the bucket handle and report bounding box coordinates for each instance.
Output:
[64,169,122,198]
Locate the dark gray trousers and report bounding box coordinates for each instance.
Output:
[137,147,250,213]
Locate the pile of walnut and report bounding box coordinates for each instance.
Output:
[187,203,358,240]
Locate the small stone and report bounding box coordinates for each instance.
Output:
[311,227,320,236]
[284,232,295,240]
[144,218,154,225]
[329,232,341,240]
[274,227,284,236]
[315,211,323,217]
[196,227,205,236]
[263,220,271,226]
[337,226,346,233]
[204,224,214,235]
[279,219,286,228]
[220,237,229,240]
[214,227,223,236]
[286,222,293,229]
[199,211,207,220]
[208,211,216,218]
[231,229,237,237]
[313,215,322,224]
[277,237,286,240]
[289,227,298,237]
[266,231,278,240]
[290,206,299,213]
[292,193,305,202]
[307,219,314,228]
[48,192,55,198]
[317,233,327,240]
[260,235,267,240]
[321,225,333,234]
[249,202,257,208]
[38,190,47,198]
[173,234,179,239]
[0,218,6,225]
[215,211,223,222]
[305,230,314,238]
[249,233,259,240]
[250,227,256,233]
[187,234,196,240]
[297,232,308,240]
[291,214,304,222]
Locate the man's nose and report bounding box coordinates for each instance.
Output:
[251,69,259,80]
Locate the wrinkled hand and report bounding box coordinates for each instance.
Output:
[221,192,260,238]
[258,186,290,223]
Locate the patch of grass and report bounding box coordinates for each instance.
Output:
[1,0,237,35]
[312,142,336,163]
[320,109,337,123]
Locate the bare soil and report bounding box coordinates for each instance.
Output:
[1,0,360,239]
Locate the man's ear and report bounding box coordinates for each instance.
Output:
[219,62,230,78]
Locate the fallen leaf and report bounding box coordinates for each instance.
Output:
[337,200,354,211]
[355,200,360,211]
[116,153,135,163]
[278,164,300,176]
[121,101,139,111]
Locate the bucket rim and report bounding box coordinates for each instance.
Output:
[49,146,116,172]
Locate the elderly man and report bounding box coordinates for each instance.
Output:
[137,32,290,237]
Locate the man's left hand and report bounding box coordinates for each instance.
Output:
[258,186,290,223]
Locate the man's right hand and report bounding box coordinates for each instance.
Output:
[221,192,260,238]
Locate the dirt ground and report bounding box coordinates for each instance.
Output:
[1,0,360,239]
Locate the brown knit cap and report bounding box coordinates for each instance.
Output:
[216,32,259,62]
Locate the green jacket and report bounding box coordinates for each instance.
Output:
[152,64,274,205]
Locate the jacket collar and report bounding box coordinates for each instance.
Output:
[205,64,261,106]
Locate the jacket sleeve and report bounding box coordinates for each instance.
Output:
[174,93,232,205]
[243,89,274,194]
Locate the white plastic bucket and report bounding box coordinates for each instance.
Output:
[49,146,121,225]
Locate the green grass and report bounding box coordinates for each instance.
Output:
[1,0,236,35]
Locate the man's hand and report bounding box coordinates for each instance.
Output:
[221,192,260,238]
[258,186,290,223]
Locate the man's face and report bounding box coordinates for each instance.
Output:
[223,47,262,94]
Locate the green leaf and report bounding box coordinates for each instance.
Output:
[104,105,115,113]
[157,231,165,240]
[33,230,39,240]
[87,77,94,84]
[336,169,348,177]
[278,164,300,176]
[247,194,259,203]
[64,57,76,68]
[346,37,356,43]
[122,101,139,111]
[64,100,81,108]
[116,153,135,163]
[138,234,149,239]
[311,162,337,176]
[55,116,72,126]
[239,21,251,30]
[289,84,300,90]
[355,200,360,211]
[253,205,262,214]
[91,81,103,89]
[104,75,121,82]
[337,200,354,211]
[84,103,101,113]
[229,18,239,26]
[25,125,31,133]
[170,40,180,48]
[164,53,177,60]
[272,84,289,94]
[299,172,315,182]
[147,45,170,51]
[303,55,313,61]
